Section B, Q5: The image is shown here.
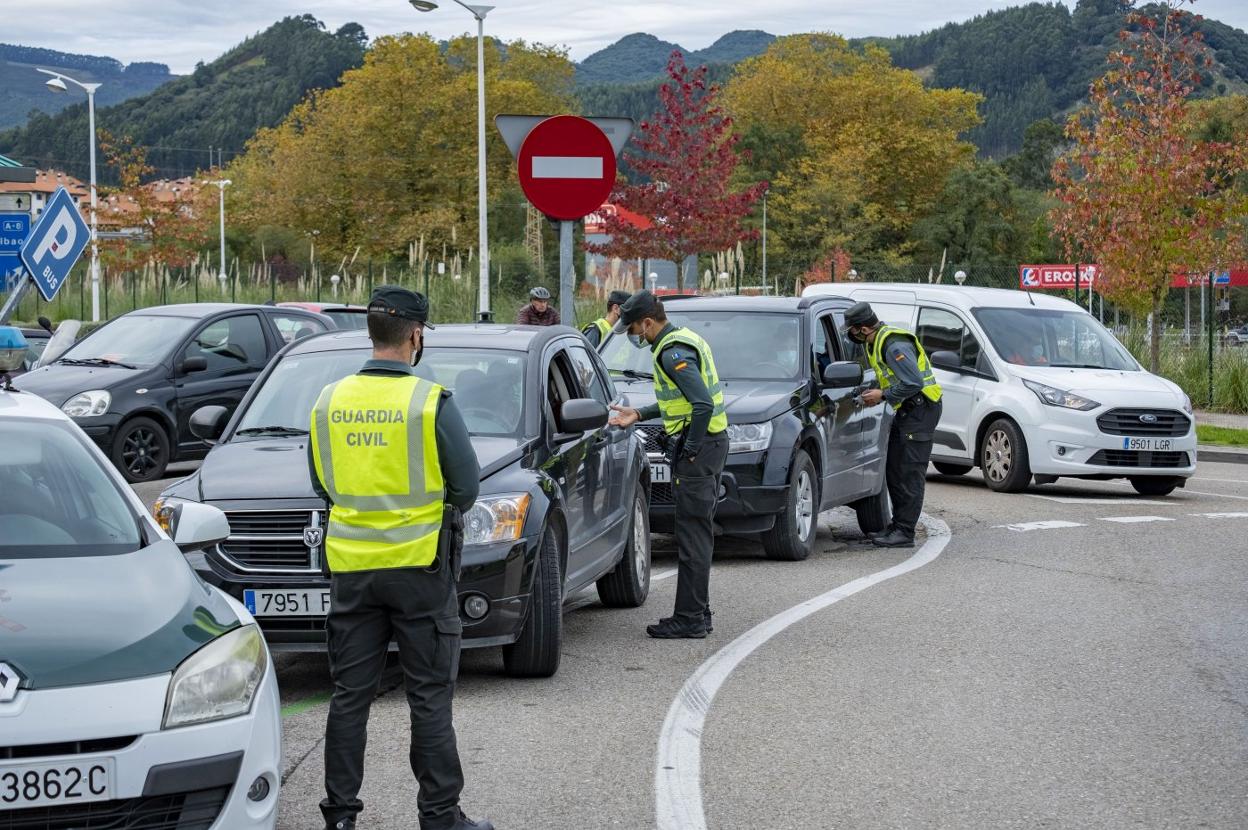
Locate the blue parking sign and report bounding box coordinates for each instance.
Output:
[20,186,90,302]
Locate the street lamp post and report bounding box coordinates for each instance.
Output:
[761,188,768,295]
[39,68,101,321]
[205,179,231,284]
[410,0,494,319]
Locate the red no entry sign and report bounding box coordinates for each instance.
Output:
[517,115,616,221]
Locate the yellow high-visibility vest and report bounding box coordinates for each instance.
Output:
[868,325,943,410]
[310,374,445,572]
[584,318,611,341]
[652,328,729,436]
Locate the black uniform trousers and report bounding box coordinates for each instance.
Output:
[885,395,944,539]
[672,431,729,625]
[321,564,464,830]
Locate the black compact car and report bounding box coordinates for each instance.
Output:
[13,303,333,483]
[157,325,653,678]
[600,295,890,560]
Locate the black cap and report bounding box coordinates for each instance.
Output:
[367,285,435,328]
[607,290,631,309]
[841,301,878,333]
[614,289,660,334]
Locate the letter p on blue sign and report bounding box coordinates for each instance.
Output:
[20,186,91,301]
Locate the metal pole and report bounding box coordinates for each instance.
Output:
[87,87,100,322]
[761,189,768,294]
[475,13,490,318]
[218,182,227,282]
[559,220,574,327]
[1208,272,1214,409]
[1074,263,1080,310]
[0,275,33,324]
[1185,283,1191,344]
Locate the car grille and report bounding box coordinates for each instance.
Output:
[637,424,666,454]
[1088,450,1190,469]
[650,482,674,506]
[1097,409,1190,437]
[217,509,320,573]
[0,786,228,830]
[0,737,137,761]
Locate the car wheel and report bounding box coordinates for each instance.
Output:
[933,462,973,476]
[1130,476,1180,497]
[112,416,171,483]
[762,449,818,561]
[502,523,563,678]
[596,485,651,608]
[851,484,891,535]
[981,418,1031,493]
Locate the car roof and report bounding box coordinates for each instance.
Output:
[801,282,1079,312]
[286,323,579,355]
[122,303,272,319]
[662,295,851,313]
[0,388,72,420]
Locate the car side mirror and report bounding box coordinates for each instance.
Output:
[929,350,962,373]
[180,356,208,374]
[190,405,230,443]
[555,398,609,440]
[169,501,230,553]
[821,361,863,389]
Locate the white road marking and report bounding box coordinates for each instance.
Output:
[654,515,951,830]
[652,568,678,583]
[1102,480,1248,501]
[1189,512,1248,519]
[1098,515,1176,524]
[1190,476,1248,486]
[1027,494,1168,506]
[994,520,1087,532]
[531,156,603,179]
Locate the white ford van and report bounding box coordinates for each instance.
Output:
[801,283,1197,496]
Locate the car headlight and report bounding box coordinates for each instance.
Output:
[62,390,111,417]
[163,625,266,729]
[727,422,773,453]
[1022,379,1099,411]
[464,494,531,546]
[1180,393,1193,416]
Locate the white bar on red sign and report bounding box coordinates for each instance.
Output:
[532,156,604,179]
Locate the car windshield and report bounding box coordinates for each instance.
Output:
[60,315,196,367]
[323,310,368,330]
[602,311,803,380]
[0,417,143,557]
[236,348,528,438]
[973,307,1139,371]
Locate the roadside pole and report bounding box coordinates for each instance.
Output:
[559,220,574,326]
[0,274,32,324]
[1207,272,1214,409]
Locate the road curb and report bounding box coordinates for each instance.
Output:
[1199,445,1248,465]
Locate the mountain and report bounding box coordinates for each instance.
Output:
[0,16,366,182]
[574,30,775,85]
[0,44,175,130]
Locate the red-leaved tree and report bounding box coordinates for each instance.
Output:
[585,52,767,290]
[1052,0,1248,372]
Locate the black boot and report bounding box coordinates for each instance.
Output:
[871,529,915,548]
[325,818,355,830]
[449,809,495,830]
[647,617,708,639]
[659,609,713,633]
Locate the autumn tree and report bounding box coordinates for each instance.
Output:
[1052,0,1248,372]
[585,52,767,290]
[724,34,982,269]
[227,34,575,261]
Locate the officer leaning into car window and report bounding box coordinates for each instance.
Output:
[608,290,728,639]
[581,289,631,348]
[308,286,494,830]
[843,301,943,549]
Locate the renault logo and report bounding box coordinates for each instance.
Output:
[304,511,324,549]
[1139,413,1159,424]
[0,662,21,703]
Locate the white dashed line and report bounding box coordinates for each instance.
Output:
[1099,516,1175,524]
[994,520,1087,532]
[652,568,678,583]
[1189,512,1248,519]
[654,516,951,830]
[1027,495,1169,506]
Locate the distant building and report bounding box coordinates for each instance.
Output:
[0,168,88,217]
[584,203,698,291]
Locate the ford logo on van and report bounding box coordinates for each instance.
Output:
[1139,413,1159,424]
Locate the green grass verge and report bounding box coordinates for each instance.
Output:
[1197,424,1248,447]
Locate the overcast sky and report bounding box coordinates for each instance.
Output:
[6,1,1248,74]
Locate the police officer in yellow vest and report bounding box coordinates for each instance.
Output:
[309,287,493,830]
[844,301,943,548]
[608,290,728,638]
[581,289,631,349]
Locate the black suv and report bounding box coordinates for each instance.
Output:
[600,295,890,560]
[13,303,333,482]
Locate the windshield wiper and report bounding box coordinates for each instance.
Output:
[234,426,310,437]
[1049,363,1114,369]
[57,357,138,369]
[610,368,654,380]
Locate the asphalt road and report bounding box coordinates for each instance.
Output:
[132,463,1248,829]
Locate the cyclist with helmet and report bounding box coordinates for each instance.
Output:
[516,286,561,326]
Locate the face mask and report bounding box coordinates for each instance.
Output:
[848,327,867,344]
[628,332,648,350]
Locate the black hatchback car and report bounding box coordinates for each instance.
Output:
[600,295,891,560]
[13,303,333,482]
[157,325,653,678]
